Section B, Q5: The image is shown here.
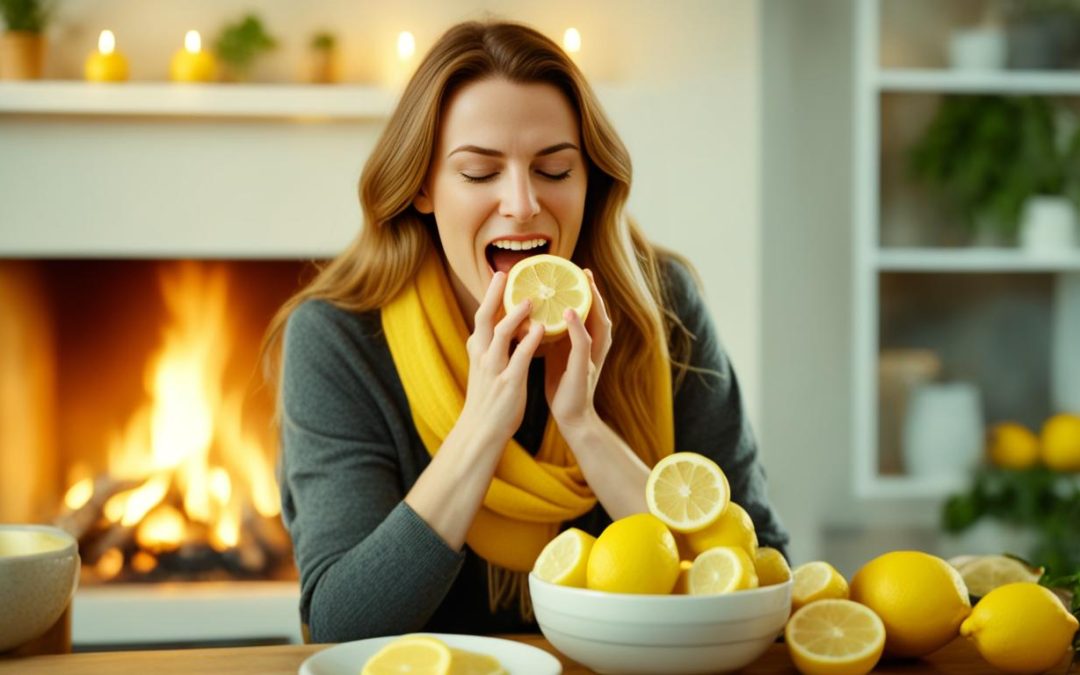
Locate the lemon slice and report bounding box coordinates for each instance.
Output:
[532,527,595,588]
[645,452,731,533]
[684,501,758,558]
[956,555,1043,598]
[688,545,758,595]
[503,254,592,339]
[362,635,452,675]
[754,546,792,587]
[449,648,507,675]
[791,561,850,612]
[785,599,886,675]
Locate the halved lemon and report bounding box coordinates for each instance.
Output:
[645,452,731,533]
[362,635,452,675]
[688,545,758,595]
[532,527,595,588]
[503,254,592,339]
[754,546,792,587]
[791,561,850,612]
[956,554,1043,598]
[449,648,507,675]
[785,599,886,675]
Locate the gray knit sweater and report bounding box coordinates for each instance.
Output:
[279,257,788,642]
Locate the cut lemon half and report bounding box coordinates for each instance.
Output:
[362,635,452,675]
[956,554,1043,598]
[754,546,792,587]
[645,452,731,533]
[532,527,595,588]
[503,254,592,339]
[688,545,758,595]
[785,599,886,675]
[792,561,850,612]
[449,648,507,675]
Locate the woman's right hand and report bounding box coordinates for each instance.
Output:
[458,271,545,446]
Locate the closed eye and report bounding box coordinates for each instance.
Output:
[459,170,573,184]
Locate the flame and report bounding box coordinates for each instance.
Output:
[98,30,116,55]
[75,262,281,578]
[184,30,202,54]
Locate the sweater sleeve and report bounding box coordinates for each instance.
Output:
[663,258,791,558]
[279,300,466,642]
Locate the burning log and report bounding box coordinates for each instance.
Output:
[54,476,140,542]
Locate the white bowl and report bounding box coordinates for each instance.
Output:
[529,573,791,675]
[0,525,80,653]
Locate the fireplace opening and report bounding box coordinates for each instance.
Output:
[0,259,316,586]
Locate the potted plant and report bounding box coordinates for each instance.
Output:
[214,14,277,82]
[0,0,54,80]
[308,30,339,84]
[909,95,1080,247]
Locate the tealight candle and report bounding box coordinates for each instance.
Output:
[170,30,217,83]
[84,30,129,82]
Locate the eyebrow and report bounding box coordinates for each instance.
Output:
[447,142,579,158]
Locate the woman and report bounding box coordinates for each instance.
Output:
[266,20,788,642]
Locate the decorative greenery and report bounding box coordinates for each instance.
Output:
[310,31,336,52]
[1039,568,1080,654]
[908,95,1080,240]
[214,14,277,79]
[0,0,54,33]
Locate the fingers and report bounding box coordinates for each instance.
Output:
[489,299,533,361]
[506,321,545,378]
[564,308,592,388]
[468,272,506,356]
[584,269,612,363]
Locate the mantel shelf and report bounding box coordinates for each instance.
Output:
[877,68,1080,95]
[0,81,398,119]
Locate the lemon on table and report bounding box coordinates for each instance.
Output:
[785,599,886,675]
[960,582,1078,675]
[955,554,1043,598]
[684,501,758,558]
[449,648,507,675]
[362,635,452,675]
[586,513,680,595]
[754,546,792,587]
[532,527,595,588]
[503,254,592,340]
[645,452,731,533]
[688,545,758,595]
[986,422,1040,469]
[850,550,971,657]
[791,561,849,612]
[1040,413,1080,471]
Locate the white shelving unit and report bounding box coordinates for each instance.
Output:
[0,81,397,119]
[853,1,1080,499]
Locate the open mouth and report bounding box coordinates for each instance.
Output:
[485,238,551,274]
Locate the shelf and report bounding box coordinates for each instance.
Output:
[0,81,397,119]
[876,249,1080,273]
[877,69,1080,95]
[855,474,970,501]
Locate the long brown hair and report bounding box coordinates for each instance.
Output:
[263,20,698,465]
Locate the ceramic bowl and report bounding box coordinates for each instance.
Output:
[529,574,791,675]
[0,525,80,653]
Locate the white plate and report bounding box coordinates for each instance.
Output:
[299,633,563,675]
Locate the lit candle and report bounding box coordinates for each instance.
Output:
[84,30,129,82]
[397,31,416,61]
[562,27,582,55]
[170,30,217,83]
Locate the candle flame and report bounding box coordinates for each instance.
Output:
[563,28,581,54]
[397,31,415,61]
[185,30,202,54]
[98,30,116,55]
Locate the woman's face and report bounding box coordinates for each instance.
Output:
[414,77,588,320]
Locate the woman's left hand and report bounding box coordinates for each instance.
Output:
[544,269,612,435]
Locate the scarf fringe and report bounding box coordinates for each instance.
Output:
[487,563,534,623]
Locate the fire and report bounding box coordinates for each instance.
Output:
[63,262,281,578]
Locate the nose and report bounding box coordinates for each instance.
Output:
[499,167,540,222]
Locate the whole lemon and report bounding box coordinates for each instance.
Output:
[1041,413,1080,471]
[960,582,1079,674]
[586,513,680,594]
[850,551,971,657]
[986,422,1040,469]
[685,502,758,558]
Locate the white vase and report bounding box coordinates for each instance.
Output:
[902,383,984,479]
[948,26,1007,70]
[1019,195,1079,253]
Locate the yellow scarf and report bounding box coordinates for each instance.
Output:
[381,248,674,589]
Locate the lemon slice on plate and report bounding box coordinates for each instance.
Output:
[503,254,591,340]
[449,648,508,675]
[532,527,595,588]
[688,545,758,595]
[645,452,731,533]
[785,599,886,675]
[362,635,452,675]
[791,561,849,612]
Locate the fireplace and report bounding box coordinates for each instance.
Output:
[0,258,315,647]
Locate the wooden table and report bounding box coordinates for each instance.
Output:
[0,634,1074,674]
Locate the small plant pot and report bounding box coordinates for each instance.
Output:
[309,49,340,84]
[1019,195,1079,252]
[0,31,45,80]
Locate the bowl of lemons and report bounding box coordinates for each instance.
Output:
[529,453,793,675]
